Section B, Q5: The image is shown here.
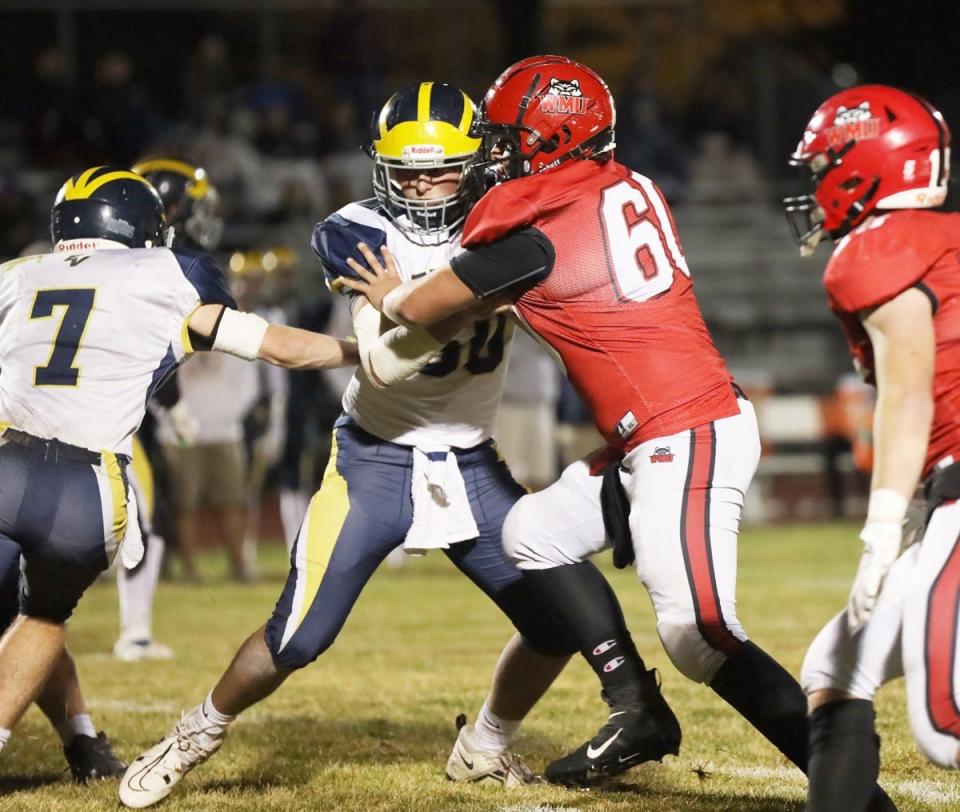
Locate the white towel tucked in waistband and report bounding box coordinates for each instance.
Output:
[404,448,479,556]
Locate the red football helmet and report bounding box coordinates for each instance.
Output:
[463,55,616,195]
[784,84,951,254]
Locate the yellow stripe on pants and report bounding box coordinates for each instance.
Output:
[103,451,128,543]
[294,435,350,631]
[130,434,155,520]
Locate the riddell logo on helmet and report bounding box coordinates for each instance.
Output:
[401,144,445,163]
[825,102,882,149]
[540,78,590,115]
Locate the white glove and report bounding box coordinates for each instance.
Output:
[847,520,904,633]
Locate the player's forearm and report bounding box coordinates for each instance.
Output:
[383,270,477,327]
[869,383,932,502]
[258,325,359,370]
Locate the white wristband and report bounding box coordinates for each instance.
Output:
[866,488,909,525]
[382,286,407,325]
[212,309,269,361]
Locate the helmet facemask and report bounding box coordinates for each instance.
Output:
[372,151,473,246]
[783,142,875,256]
[183,186,224,251]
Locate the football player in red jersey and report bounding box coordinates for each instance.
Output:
[341,56,894,806]
[785,85,959,810]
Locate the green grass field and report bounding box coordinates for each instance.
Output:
[2,522,959,811]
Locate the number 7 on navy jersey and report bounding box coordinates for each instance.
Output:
[30,288,97,387]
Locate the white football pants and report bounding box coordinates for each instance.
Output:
[504,398,760,684]
[802,499,960,768]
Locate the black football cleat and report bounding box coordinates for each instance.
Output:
[64,731,127,783]
[545,670,681,787]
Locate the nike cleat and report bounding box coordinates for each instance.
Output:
[445,714,542,786]
[119,715,224,808]
[64,731,127,783]
[545,670,681,787]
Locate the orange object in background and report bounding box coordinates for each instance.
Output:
[826,374,875,473]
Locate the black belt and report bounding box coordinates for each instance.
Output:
[924,459,960,517]
[3,428,102,465]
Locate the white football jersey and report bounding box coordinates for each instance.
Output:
[0,242,234,455]
[313,201,514,449]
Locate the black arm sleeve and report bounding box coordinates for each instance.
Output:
[450,227,555,300]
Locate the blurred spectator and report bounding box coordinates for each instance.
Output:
[156,351,261,582]
[22,47,83,169]
[320,97,373,211]
[184,35,235,121]
[686,130,765,205]
[616,86,688,202]
[82,52,155,166]
[0,174,36,258]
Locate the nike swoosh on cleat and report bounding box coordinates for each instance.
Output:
[586,728,622,760]
[458,749,474,771]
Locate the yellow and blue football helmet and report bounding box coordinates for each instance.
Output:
[370,82,481,242]
[132,157,223,251]
[50,166,170,249]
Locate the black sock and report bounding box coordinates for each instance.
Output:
[711,643,897,811]
[521,562,647,690]
[807,699,882,812]
[710,640,809,770]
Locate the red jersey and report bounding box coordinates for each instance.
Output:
[462,159,737,451]
[824,209,960,477]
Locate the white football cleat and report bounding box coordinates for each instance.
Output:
[445,715,541,787]
[119,715,224,808]
[113,636,174,662]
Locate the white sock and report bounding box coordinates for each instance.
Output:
[0,727,10,753]
[469,701,521,754]
[118,534,165,640]
[56,713,97,746]
[200,691,231,730]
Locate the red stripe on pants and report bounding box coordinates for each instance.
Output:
[682,423,741,655]
[926,537,960,738]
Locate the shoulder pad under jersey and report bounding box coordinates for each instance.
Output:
[311,205,388,293]
[172,248,237,309]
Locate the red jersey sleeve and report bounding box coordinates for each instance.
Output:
[824,211,944,313]
[462,183,539,247]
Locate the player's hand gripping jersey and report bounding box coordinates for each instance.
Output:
[824,210,960,477]
[0,245,234,456]
[460,159,737,451]
[313,201,513,448]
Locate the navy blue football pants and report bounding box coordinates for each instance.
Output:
[265,417,573,668]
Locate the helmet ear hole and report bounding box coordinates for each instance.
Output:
[838,176,862,191]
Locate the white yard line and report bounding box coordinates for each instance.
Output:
[718,765,960,806]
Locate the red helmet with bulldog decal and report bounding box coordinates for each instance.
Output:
[784,84,951,254]
[468,55,616,185]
